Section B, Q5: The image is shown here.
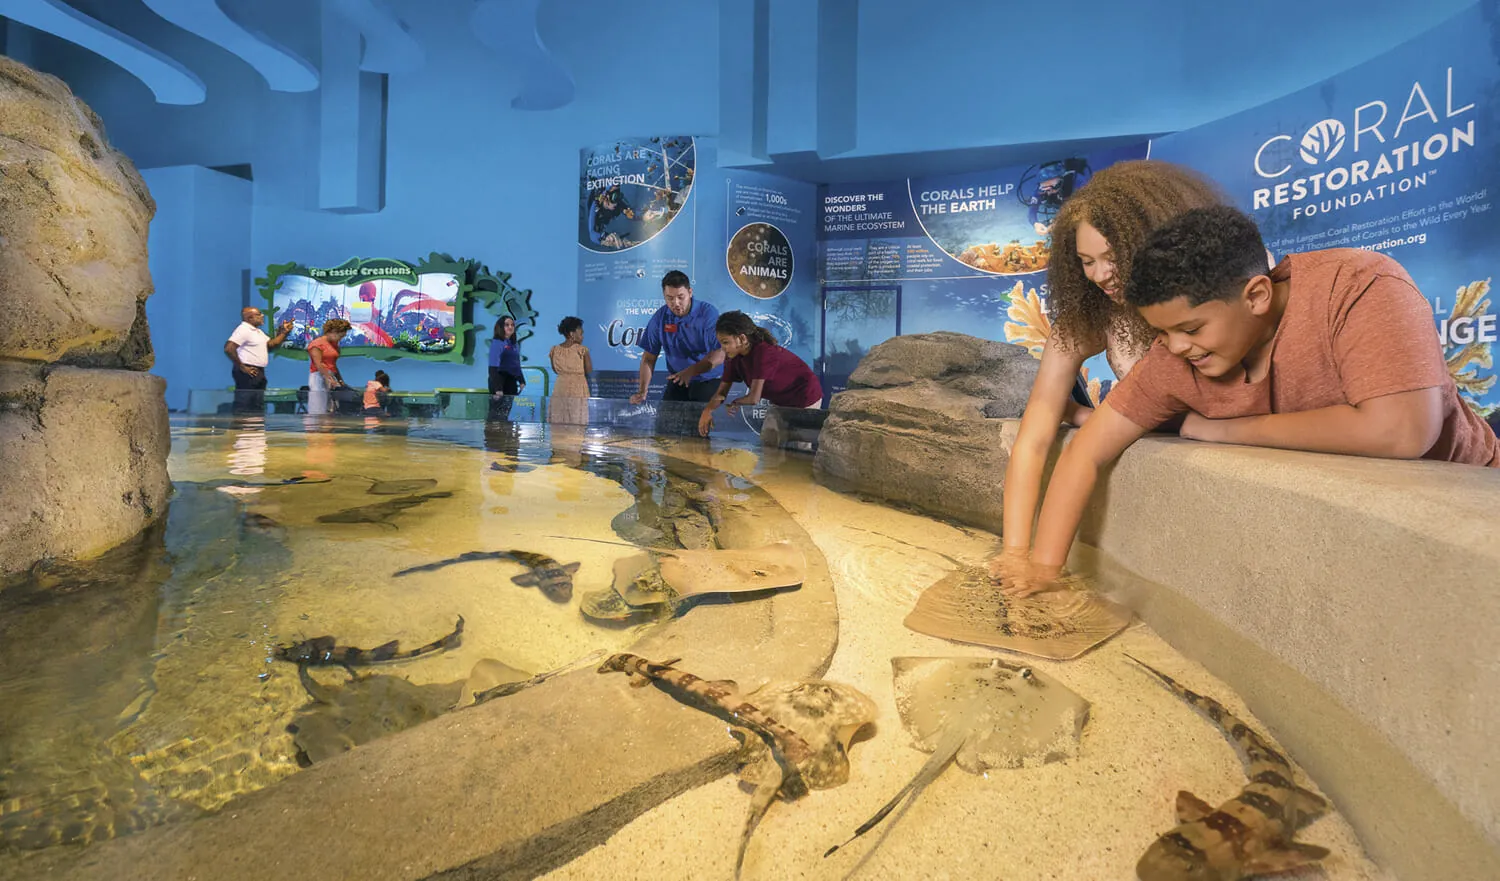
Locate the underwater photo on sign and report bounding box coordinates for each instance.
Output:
[579,136,696,252]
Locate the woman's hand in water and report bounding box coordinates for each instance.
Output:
[986,545,1031,581]
[987,547,1062,598]
[697,408,715,437]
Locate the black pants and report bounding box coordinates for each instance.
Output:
[232,365,267,414]
[488,368,523,420]
[656,378,721,435]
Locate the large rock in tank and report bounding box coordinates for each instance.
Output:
[0,57,169,577]
[813,332,1038,530]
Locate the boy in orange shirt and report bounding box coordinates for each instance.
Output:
[995,205,1499,595]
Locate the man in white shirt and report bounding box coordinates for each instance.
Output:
[225,306,292,414]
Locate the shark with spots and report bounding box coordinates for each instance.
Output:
[394,550,580,602]
[599,654,876,879]
[274,616,465,675]
[1127,655,1330,881]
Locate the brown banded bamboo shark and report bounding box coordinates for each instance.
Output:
[273,615,465,675]
[394,550,580,602]
[1127,655,1330,881]
[598,653,876,879]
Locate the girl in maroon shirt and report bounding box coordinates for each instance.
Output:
[698,311,822,436]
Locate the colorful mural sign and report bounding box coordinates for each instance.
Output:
[258,254,535,364]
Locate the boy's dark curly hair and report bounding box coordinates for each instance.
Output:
[557,315,584,336]
[1047,160,1228,353]
[1125,206,1269,308]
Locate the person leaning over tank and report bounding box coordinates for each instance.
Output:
[997,161,1229,582]
[306,318,351,415]
[697,311,823,437]
[630,270,725,408]
[225,306,293,414]
[992,205,1500,597]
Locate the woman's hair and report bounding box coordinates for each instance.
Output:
[374,370,390,386]
[1047,160,1228,354]
[494,316,516,339]
[715,311,776,346]
[322,318,352,335]
[557,316,584,336]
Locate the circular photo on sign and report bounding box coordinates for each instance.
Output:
[726,222,794,299]
[578,136,696,253]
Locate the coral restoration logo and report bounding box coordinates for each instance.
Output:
[1249,67,1477,219]
[1298,119,1347,165]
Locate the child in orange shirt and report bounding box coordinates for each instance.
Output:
[362,370,390,416]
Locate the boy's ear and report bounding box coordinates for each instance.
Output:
[1242,275,1275,315]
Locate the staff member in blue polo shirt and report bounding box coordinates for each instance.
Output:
[630,270,725,407]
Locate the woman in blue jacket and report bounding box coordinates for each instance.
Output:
[488,316,525,420]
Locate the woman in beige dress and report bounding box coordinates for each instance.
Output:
[548,316,593,425]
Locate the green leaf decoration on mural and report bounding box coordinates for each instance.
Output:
[259,254,537,366]
[423,252,540,361]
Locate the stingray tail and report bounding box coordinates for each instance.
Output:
[824,726,966,858]
[735,776,782,880]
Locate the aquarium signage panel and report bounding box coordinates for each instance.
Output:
[814,143,1150,400]
[1150,2,1498,419]
[576,136,700,372]
[713,169,820,365]
[260,256,480,364]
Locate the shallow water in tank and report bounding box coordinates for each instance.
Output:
[0,416,1394,881]
[0,415,776,851]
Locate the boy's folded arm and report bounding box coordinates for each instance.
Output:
[1183,386,1444,458]
[1030,402,1151,570]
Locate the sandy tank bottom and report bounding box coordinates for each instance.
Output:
[539,438,1393,881]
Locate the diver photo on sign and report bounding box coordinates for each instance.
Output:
[578,136,696,253]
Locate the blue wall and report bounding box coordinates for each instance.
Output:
[142,165,252,410]
[2,0,1477,402]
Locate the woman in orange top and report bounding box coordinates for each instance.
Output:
[307,318,350,414]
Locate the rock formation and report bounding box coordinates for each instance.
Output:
[813,332,1038,530]
[0,56,170,577]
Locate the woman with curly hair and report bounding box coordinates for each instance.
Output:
[307,318,351,414]
[548,316,593,425]
[991,161,1227,580]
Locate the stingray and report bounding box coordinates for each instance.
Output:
[393,549,581,602]
[904,565,1132,660]
[208,475,332,495]
[287,664,458,766]
[463,650,608,707]
[359,476,439,495]
[315,491,453,528]
[825,656,1089,859]
[489,461,537,474]
[453,658,533,709]
[579,545,804,624]
[598,654,876,878]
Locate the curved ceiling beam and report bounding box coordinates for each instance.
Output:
[0,0,206,104]
[325,0,423,74]
[471,0,575,112]
[139,0,317,92]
